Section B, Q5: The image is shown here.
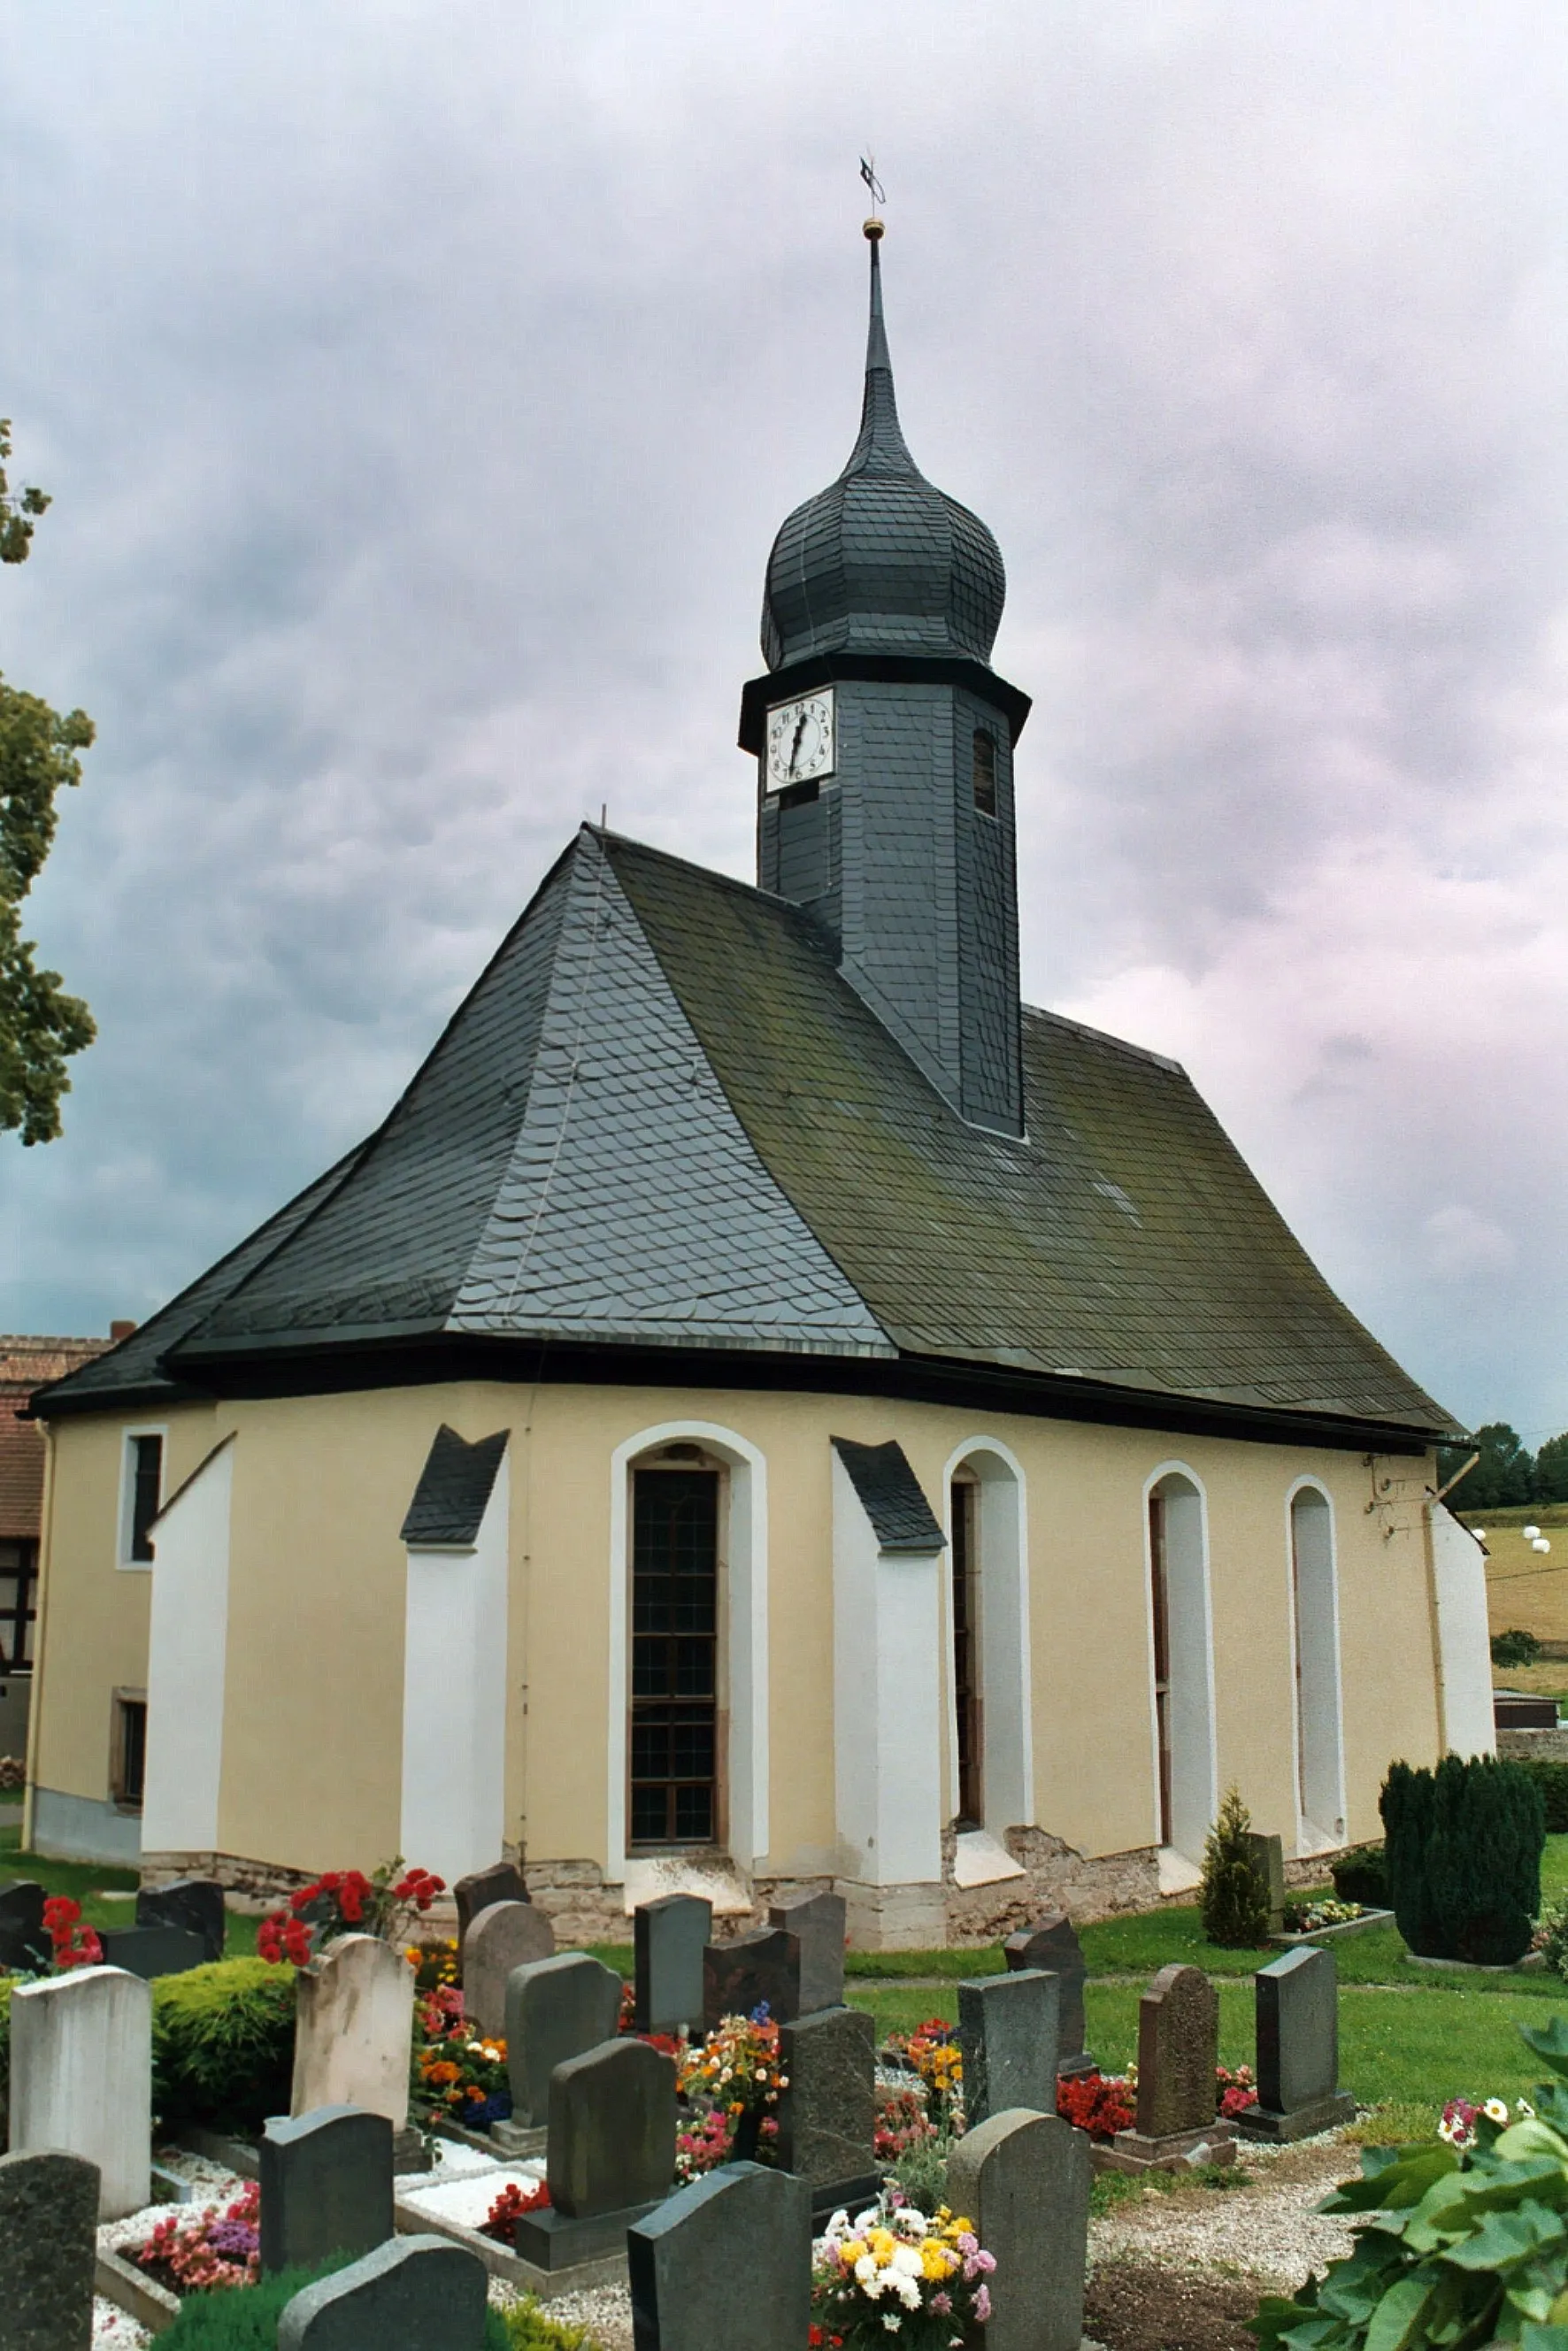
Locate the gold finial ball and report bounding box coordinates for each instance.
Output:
[863,216,884,242]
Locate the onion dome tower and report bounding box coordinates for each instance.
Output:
[741,221,1030,1137]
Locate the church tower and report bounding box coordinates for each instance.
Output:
[742,222,1031,1137]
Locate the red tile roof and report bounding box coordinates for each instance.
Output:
[0,1337,112,1540]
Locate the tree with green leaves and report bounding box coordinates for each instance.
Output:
[1536,1433,1568,1505]
[1441,1422,1534,1512]
[2,419,96,1143]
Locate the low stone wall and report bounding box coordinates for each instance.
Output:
[1499,1727,1568,1761]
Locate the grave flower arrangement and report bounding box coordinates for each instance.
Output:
[884,2018,965,2134]
[258,1858,446,1968]
[137,2182,261,2293]
[405,1938,460,1992]
[1215,2061,1257,2119]
[410,1984,511,2130]
[675,2005,787,2168]
[41,1894,102,1972]
[1056,2069,1134,2140]
[1281,1897,1364,1933]
[811,2198,995,2347]
[481,2178,551,2242]
[875,2078,938,2165]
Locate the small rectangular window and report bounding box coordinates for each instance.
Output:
[111,1689,148,1809]
[121,1431,165,1565]
[0,1539,38,1671]
[972,729,997,818]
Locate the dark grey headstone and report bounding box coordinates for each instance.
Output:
[958,1970,1060,2125]
[97,1925,208,1982]
[634,1894,711,2035]
[546,2036,676,2219]
[504,1952,623,2128]
[135,1878,227,1962]
[0,2147,100,2351]
[767,1890,846,2014]
[454,1863,529,1941]
[0,1881,48,1975]
[702,1926,800,2031]
[259,2105,395,2275]
[1004,1912,1089,2070]
[278,2234,486,2351]
[1247,1834,1287,1935]
[1135,1964,1218,2139]
[776,2006,876,2191]
[947,2109,1091,2351]
[629,2162,811,2351]
[1257,1945,1339,2113]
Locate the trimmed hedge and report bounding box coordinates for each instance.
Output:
[1380,1754,1545,1964]
[152,1959,297,2133]
[1330,1843,1387,1907]
[1518,1756,1568,1833]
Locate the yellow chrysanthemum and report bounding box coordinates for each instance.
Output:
[920,2241,956,2281]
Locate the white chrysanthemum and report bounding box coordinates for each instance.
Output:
[880,2318,903,2334]
[891,2245,923,2278]
[855,2255,878,2286]
[896,2277,923,2310]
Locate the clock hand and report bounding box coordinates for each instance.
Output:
[788,711,808,774]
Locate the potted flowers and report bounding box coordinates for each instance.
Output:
[812,2197,995,2347]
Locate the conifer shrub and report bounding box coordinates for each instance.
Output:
[152,1959,297,2133]
[1380,1756,1545,1965]
[1490,1626,1542,1667]
[1199,1786,1271,1948]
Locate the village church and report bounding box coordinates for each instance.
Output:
[24,227,1495,1947]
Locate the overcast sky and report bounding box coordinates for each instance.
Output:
[2,2,1566,1441]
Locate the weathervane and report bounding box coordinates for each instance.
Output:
[859,154,885,242]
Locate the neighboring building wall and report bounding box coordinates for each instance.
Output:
[29,1376,1445,1926]
[1428,1500,1497,1760]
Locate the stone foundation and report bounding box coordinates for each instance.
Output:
[1499,1727,1568,1762]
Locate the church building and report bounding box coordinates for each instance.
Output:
[24,227,1494,1946]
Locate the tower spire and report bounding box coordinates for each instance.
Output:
[844,215,915,479]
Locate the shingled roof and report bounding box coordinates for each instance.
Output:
[35,826,1456,1444]
[1,1335,111,1536]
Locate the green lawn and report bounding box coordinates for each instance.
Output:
[0,1825,259,1955]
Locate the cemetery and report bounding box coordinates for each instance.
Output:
[4,1762,1568,2350]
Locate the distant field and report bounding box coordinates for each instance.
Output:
[1457,1503,1568,1646]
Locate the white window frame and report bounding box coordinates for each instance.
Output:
[117,1424,169,1571]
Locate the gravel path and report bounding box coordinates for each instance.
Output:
[1088,2142,1357,2293]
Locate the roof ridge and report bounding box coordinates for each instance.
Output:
[1024,1003,1185,1077]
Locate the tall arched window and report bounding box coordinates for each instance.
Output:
[1289,1486,1346,1848]
[629,1443,725,1848]
[1147,1470,1216,1861]
[943,1441,1033,1837]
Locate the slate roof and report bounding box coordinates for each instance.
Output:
[35,825,1456,1444]
[400,1425,509,1547]
[833,1438,946,1551]
[761,236,1005,672]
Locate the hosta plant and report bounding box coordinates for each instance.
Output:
[1253,2015,1568,2351]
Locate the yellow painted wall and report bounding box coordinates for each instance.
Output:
[31,1403,218,1803]
[33,1379,1443,1872]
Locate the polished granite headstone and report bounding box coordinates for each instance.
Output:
[629,2161,811,2351]
[634,1893,711,2036]
[1237,1946,1357,2141]
[260,2104,395,2274]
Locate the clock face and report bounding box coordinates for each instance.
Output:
[765,690,835,790]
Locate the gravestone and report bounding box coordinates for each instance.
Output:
[629,2160,811,2351]
[1107,1964,1235,2172]
[514,2037,676,2270]
[702,1925,800,2031]
[461,1900,555,2038]
[453,1863,530,1942]
[958,1970,1060,2125]
[766,1889,846,2014]
[260,2105,395,2274]
[99,1923,208,1981]
[776,2006,878,2218]
[136,1877,227,1961]
[634,1893,711,2035]
[1237,1947,1357,2141]
[0,1880,48,1975]
[278,2234,487,2351]
[947,2109,1092,2351]
[503,1951,623,2129]
[1246,1833,1287,1936]
[9,1965,152,2217]
[1004,1912,1091,2075]
[0,2147,101,2351]
[292,1934,415,2131]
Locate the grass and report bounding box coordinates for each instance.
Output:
[0,1825,259,1955]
